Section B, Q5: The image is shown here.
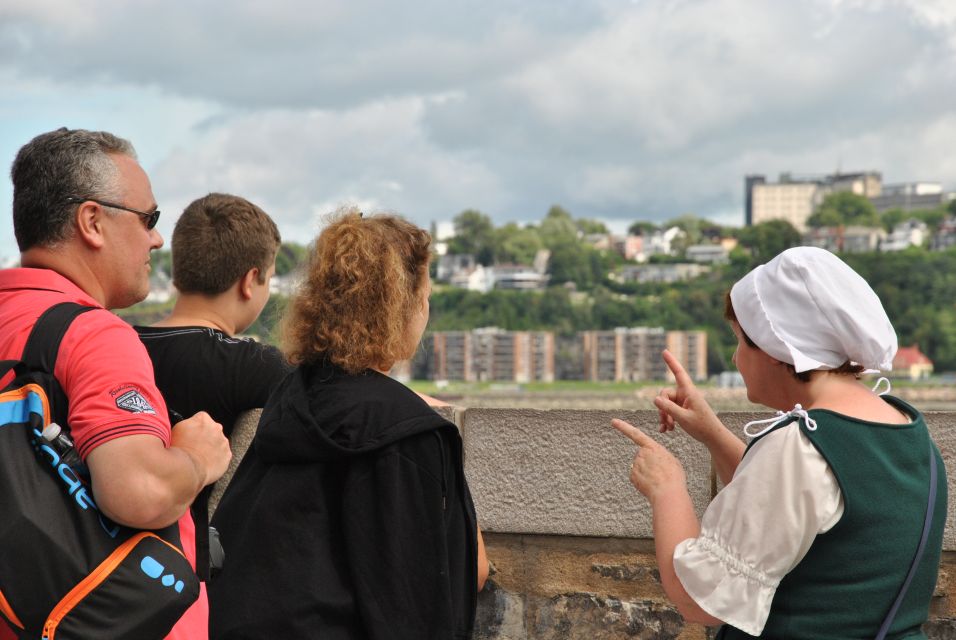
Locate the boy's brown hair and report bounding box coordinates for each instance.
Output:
[172,193,281,295]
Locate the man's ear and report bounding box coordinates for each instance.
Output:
[74,201,106,249]
[239,267,259,301]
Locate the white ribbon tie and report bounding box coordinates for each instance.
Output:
[744,403,819,439]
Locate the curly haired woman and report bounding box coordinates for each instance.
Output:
[209,211,488,640]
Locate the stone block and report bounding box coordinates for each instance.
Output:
[462,409,712,538]
[926,413,956,551]
[209,407,263,515]
[474,580,706,640]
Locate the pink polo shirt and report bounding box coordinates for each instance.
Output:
[0,268,207,640]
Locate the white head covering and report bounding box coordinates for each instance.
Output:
[729,247,897,373]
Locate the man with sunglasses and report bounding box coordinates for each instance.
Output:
[0,128,231,640]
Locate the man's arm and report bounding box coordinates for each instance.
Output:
[86,411,231,529]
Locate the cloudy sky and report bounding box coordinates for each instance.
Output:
[2,0,956,260]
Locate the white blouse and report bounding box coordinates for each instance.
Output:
[672,423,844,636]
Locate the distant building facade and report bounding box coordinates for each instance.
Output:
[492,264,550,291]
[642,226,685,260]
[881,219,928,252]
[685,244,729,264]
[746,171,882,231]
[614,235,644,261]
[932,216,956,251]
[438,250,550,292]
[581,328,707,382]
[892,345,934,381]
[430,328,555,383]
[614,263,711,284]
[665,331,708,382]
[870,183,952,214]
[801,225,886,253]
[436,253,476,282]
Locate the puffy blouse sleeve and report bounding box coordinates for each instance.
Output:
[672,422,843,636]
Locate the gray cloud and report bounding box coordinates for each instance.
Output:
[0,0,603,109]
[2,0,956,258]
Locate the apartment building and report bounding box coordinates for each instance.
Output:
[430,328,555,382]
[870,182,952,214]
[665,330,709,383]
[581,328,707,382]
[801,225,886,253]
[615,263,710,284]
[745,171,882,231]
[432,331,473,381]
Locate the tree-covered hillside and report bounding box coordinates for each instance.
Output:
[427,247,956,373]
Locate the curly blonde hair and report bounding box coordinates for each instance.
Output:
[281,209,431,374]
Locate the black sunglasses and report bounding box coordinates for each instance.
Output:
[67,196,161,230]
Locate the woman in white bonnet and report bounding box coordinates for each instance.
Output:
[613,246,947,639]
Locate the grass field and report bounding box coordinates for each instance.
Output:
[405,379,663,395]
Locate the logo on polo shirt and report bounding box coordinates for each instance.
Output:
[115,389,157,414]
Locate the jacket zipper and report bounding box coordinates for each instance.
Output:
[41,532,186,640]
[432,431,448,510]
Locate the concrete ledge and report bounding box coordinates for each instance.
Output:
[208,406,956,636]
[461,408,956,549]
[461,409,713,539]
[212,407,956,549]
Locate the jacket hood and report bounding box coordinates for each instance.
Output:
[253,360,452,464]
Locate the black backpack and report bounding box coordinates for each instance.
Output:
[0,302,199,639]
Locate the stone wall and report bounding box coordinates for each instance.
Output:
[458,407,956,639]
[221,407,956,638]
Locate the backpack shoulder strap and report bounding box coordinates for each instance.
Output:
[21,302,97,373]
[874,440,940,640]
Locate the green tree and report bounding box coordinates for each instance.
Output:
[807,192,880,228]
[495,224,543,265]
[665,214,705,244]
[664,214,720,255]
[547,239,593,288]
[737,220,801,263]
[628,221,658,236]
[911,207,948,233]
[447,209,496,265]
[540,205,579,248]
[275,242,308,276]
[152,249,172,278]
[576,218,609,235]
[880,208,907,233]
[245,295,288,343]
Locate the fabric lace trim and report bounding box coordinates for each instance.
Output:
[689,535,777,590]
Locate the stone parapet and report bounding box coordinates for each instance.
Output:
[462,408,956,548]
[217,407,956,637]
[459,408,956,638]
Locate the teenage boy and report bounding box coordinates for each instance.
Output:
[135,193,291,434]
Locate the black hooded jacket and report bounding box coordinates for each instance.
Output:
[208,361,478,640]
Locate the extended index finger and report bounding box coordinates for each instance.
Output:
[662,349,694,387]
[611,418,656,447]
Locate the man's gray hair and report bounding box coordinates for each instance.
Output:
[11,127,137,251]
